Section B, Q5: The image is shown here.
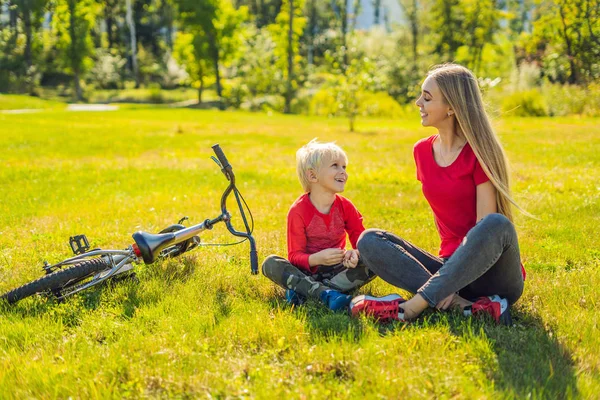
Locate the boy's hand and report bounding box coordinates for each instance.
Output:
[309,248,345,266]
[343,249,359,269]
[436,293,456,310]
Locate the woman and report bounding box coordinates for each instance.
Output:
[350,63,525,325]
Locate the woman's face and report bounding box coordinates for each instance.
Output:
[415,76,452,128]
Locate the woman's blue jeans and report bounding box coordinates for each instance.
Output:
[357,213,524,306]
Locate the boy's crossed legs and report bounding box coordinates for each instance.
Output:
[262,255,376,310]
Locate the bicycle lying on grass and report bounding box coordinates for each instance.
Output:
[2,144,258,305]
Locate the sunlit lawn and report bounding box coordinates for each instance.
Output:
[0,103,598,398]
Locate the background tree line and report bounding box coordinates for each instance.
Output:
[0,0,598,122]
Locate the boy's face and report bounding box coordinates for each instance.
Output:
[309,155,348,194]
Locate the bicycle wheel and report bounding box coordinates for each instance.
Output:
[1,258,110,304]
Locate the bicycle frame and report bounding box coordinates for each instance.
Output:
[39,144,258,301]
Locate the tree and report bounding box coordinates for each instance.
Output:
[125,0,139,87]
[398,0,420,73]
[270,0,305,113]
[285,0,294,113]
[176,0,247,103]
[174,31,211,102]
[524,0,599,83]
[12,0,45,68]
[430,0,463,61]
[53,0,98,101]
[324,37,381,131]
[460,0,500,73]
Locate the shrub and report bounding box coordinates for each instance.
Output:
[308,89,406,118]
[501,89,548,117]
[161,53,189,89]
[88,49,126,89]
[541,81,600,117]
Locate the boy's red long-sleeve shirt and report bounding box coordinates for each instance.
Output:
[287,193,365,274]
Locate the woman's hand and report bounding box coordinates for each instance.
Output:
[343,249,360,269]
[309,248,345,266]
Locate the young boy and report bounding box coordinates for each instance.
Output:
[262,140,375,311]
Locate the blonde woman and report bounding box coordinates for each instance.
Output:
[350,64,525,325]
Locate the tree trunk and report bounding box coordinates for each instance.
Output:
[164,2,174,50]
[9,1,18,29]
[198,79,203,104]
[340,0,347,72]
[23,6,32,68]
[105,1,115,49]
[373,0,381,25]
[198,61,204,104]
[67,0,82,101]
[307,0,316,66]
[208,35,222,107]
[126,0,139,88]
[284,0,294,114]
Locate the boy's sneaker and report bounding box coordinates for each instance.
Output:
[320,289,352,311]
[285,289,306,306]
[349,294,406,322]
[464,295,512,325]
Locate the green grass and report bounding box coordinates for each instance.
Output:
[0,94,67,110]
[88,87,207,104]
[0,109,598,398]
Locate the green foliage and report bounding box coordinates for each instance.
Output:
[268,0,307,106]
[308,89,407,118]
[173,31,211,96]
[233,26,281,97]
[502,89,548,117]
[162,53,189,89]
[541,81,600,117]
[176,0,248,100]
[88,49,127,89]
[87,87,199,104]
[320,33,389,130]
[0,94,65,110]
[0,28,25,92]
[52,0,99,74]
[521,0,600,84]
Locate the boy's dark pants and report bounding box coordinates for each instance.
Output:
[261,255,376,299]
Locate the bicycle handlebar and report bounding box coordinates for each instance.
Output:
[133,145,258,274]
[212,144,231,171]
[212,144,258,275]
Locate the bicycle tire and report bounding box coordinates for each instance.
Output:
[1,258,110,304]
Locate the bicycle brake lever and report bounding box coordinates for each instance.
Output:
[211,156,222,169]
[211,155,231,181]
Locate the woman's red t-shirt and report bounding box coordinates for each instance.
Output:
[413,134,526,279]
[413,135,490,258]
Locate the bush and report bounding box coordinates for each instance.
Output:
[308,89,406,118]
[161,53,189,89]
[88,49,126,89]
[501,89,548,117]
[221,78,248,109]
[541,81,600,117]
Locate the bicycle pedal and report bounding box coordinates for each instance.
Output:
[69,235,90,255]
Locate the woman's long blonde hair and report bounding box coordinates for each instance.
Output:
[428,63,521,222]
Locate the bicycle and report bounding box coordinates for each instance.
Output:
[1,144,258,304]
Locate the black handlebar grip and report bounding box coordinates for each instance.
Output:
[250,249,258,275]
[212,144,231,170]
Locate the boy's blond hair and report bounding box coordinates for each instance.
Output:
[296,139,348,193]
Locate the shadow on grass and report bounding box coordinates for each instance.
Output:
[263,291,577,397]
[442,309,578,398]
